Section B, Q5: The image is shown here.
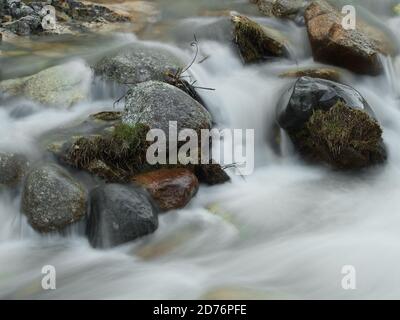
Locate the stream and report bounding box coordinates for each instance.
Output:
[1,0,400,299]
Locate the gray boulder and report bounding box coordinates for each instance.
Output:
[0,152,28,187]
[0,61,92,108]
[93,43,183,85]
[86,184,158,248]
[21,164,87,233]
[123,81,212,134]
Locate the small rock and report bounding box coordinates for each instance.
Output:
[133,168,199,211]
[21,163,87,233]
[86,184,158,248]
[0,152,28,187]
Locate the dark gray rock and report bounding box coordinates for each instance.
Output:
[123,81,212,134]
[86,184,158,248]
[277,76,375,131]
[93,43,183,86]
[21,164,87,233]
[4,13,41,35]
[276,76,387,169]
[0,152,28,187]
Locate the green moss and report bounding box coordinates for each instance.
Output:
[65,123,150,181]
[290,101,386,169]
[231,15,286,63]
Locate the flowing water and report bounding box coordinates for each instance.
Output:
[1,0,400,299]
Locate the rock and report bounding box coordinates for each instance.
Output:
[21,164,87,233]
[93,43,183,86]
[58,122,150,182]
[3,14,41,35]
[123,81,212,134]
[279,67,341,82]
[52,0,130,23]
[252,0,309,24]
[86,184,158,248]
[231,14,289,63]
[194,163,230,185]
[133,168,199,211]
[277,76,387,169]
[0,152,28,187]
[305,0,396,75]
[277,76,375,130]
[0,61,92,107]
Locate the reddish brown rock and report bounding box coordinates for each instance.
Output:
[133,168,199,211]
[305,0,396,75]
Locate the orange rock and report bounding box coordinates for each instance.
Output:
[133,168,199,211]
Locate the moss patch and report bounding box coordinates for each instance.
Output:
[290,101,386,169]
[231,14,287,63]
[64,123,150,181]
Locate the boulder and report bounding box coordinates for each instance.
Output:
[0,61,92,107]
[277,76,387,169]
[93,43,183,86]
[305,0,396,75]
[0,152,28,187]
[21,163,87,233]
[133,168,199,211]
[86,184,158,248]
[231,14,289,63]
[123,80,212,134]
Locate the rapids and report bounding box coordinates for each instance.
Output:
[1,0,400,299]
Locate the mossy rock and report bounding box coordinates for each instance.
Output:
[61,122,151,182]
[290,101,387,169]
[231,14,289,63]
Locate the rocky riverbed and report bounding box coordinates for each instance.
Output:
[1,0,400,299]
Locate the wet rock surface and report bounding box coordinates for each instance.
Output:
[231,14,289,63]
[0,152,29,187]
[93,43,182,86]
[21,163,87,233]
[86,183,158,248]
[277,76,387,169]
[305,0,396,75]
[123,80,212,134]
[0,60,92,107]
[133,168,199,211]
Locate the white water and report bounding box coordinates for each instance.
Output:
[1,2,400,299]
